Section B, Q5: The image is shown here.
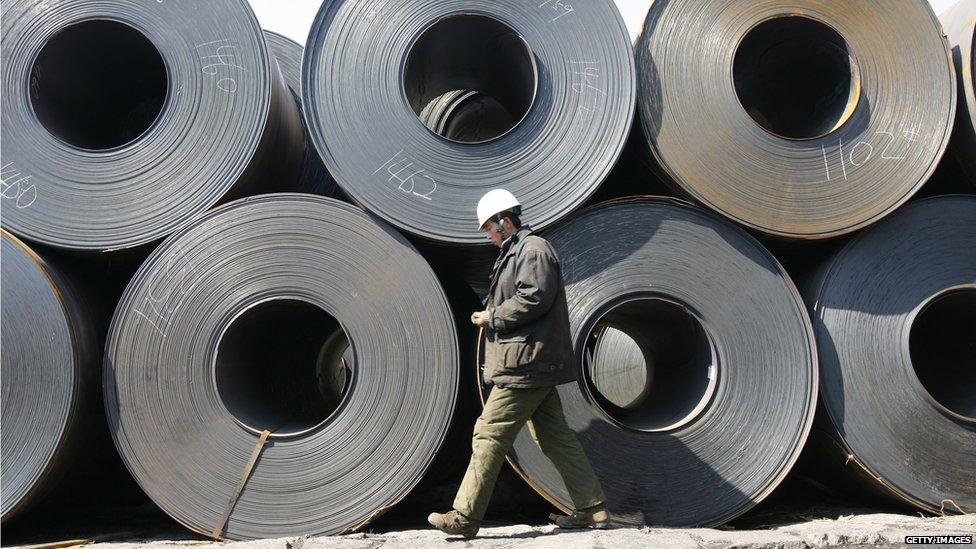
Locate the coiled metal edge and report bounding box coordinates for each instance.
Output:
[1,0,304,251]
[1,230,98,522]
[103,194,460,539]
[636,0,956,239]
[479,197,818,527]
[303,0,635,244]
[807,195,975,514]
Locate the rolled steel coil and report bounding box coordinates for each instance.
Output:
[942,0,976,185]
[103,194,460,539]
[1,230,98,521]
[480,198,818,526]
[1,0,304,251]
[263,31,343,200]
[635,1,956,239]
[303,0,635,244]
[807,195,975,514]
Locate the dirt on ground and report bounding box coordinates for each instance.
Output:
[5,513,973,549]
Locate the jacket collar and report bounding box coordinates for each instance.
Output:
[487,226,533,297]
[499,226,533,257]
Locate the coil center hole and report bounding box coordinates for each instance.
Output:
[215,299,353,438]
[403,14,538,144]
[583,297,719,432]
[909,288,976,421]
[732,15,860,140]
[29,20,168,151]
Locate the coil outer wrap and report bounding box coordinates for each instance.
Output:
[1,231,98,521]
[942,0,976,185]
[1,0,303,251]
[104,194,460,539]
[263,31,343,200]
[635,1,955,239]
[303,0,635,244]
[484,198,817,527]
[808,195,975,514]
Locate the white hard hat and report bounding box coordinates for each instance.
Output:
[477,189,522,229]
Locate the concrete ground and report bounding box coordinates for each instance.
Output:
[16,513,973,549]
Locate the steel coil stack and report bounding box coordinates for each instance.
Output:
[622,0,973,519]
[0,0,973,542]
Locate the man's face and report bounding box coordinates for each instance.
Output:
[481,219,504,247]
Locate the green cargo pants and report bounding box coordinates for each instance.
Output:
[453,385,606,520]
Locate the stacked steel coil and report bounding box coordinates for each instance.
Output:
[0,0,973,541]
[0,231,99,522]
[103,195,461,539]
[1,0,304,251]
[634,0,956,239]
[480,198,819,527]
[805,196,975,513]
[942,0,976,185]
[302,0,636,244]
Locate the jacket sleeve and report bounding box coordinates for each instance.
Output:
[490,248,559,332]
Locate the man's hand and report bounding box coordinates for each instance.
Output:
[471,310,490,328]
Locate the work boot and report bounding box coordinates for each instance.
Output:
[427,510,481,538]
[549,504,612,529]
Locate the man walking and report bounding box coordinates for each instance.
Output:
[428,189,609,538]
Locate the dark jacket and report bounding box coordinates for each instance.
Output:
[482,227,575,388]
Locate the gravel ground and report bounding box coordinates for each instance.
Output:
[11,513,973,549]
